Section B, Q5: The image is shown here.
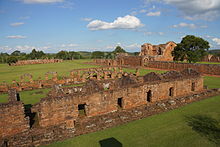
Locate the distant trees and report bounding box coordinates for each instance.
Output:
[56,51,82,60]
[7,56,18,64]
[91,51,105,59]
[113,46,126,54]
[26,49,46,60]
[172,35,210,63]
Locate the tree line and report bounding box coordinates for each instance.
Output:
[1,35,220,64]
[0,46,130,64]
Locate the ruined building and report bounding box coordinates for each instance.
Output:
[139,41,177,61]
[1,68,218,147]
[10,59,63,66]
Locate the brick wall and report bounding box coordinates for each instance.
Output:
[0,101,29,138]
[145,61,220,76]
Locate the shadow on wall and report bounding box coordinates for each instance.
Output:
[99,137,123,147]
[185,114,220,145]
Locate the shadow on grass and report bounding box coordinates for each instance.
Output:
[186,114,220,145]
[99,137,122,147]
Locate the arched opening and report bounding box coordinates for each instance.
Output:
[146,90,152,102]
[158,48,162,55]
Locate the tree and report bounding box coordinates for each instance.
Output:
[7,56,18,65]
[56,51,69,60]
[11,50,21,56]
[26,49,45,59]
[113,46,126,54]
[91,51,105,59]
[172,35,210,63]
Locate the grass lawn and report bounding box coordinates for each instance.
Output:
[45,95,220,147]
[197,62,220,65]
[0,59,98,83]
[0,88,50,104]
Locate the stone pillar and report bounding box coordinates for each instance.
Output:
[82,74,86,82]
[104,72,108,79]
[119,67,123,73]
[52,73,58,82]
[45,74,48,80]
[8,89,20,102]
[117,73,122,78]
[97,73,101,80]
[135,68,140,76]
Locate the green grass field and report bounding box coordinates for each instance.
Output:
[0,59,98,83]
[45,95,220,147]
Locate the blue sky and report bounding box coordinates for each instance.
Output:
[0,0,220,53]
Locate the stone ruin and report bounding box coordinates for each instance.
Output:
[9,59,63,66]
[1,68,220,147]
[0,66,139,93]
[139,41,177,61]
[202,54,220,62]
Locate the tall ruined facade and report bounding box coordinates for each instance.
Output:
[139,41,177,61]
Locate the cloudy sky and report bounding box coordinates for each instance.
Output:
[0,0,220,53]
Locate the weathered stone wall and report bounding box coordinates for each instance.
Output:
[139,41,176,61]
[1,88,220,147]
[33,69,203,128]
[119,56,143,67]
[0,69,212,147]
[0,66,128,94]
[10,59,63,66]
[0,101,29,138]
[145,61,220,76]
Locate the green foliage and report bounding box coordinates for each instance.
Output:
[113,46,126,54]
[91,51,105,59]
[56,51,82,60]
[26,49,46,59]
[7,56,18,64]
[172,35,210,63]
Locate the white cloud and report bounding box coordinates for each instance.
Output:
[10,22,24,27]
[212,38,220,45]
[146,11,161,16]
[60,43,79,48]
[22,0,64,4]
[87,15,143,30]
[172,23,196,29]
[163,0,220,20]
[6,35,26,39]
[81,18,93,21]
[143,31,164,36]
[126,43,140,49]
[172,22,207,29]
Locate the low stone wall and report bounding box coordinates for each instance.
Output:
[10,59,63,66]
[1,89,219,147]
[145,61,220,76]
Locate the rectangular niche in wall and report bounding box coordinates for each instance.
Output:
[78,104,86,116]
[117,98,123,108]
[169,87,174,97]
[146,90,152,102]
[191,82,195,91]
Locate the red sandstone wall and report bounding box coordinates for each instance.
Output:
[145,61,220,76]
[35,76,203,128]
[10,59,63,66]
[0,102,29,138]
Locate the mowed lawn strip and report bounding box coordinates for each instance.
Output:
[0,59,98,83]
[45,95,220,147]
